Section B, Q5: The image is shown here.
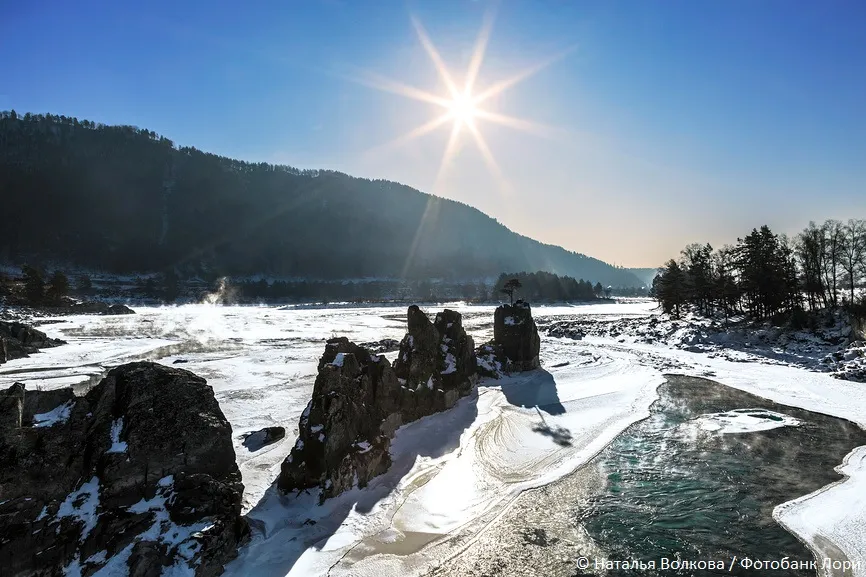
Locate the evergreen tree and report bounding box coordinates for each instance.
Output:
[47,271,70,302]
[21,265,45,304]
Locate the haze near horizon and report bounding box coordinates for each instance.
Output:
[3,0,864,267]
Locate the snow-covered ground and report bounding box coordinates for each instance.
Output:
[2,299,864,576]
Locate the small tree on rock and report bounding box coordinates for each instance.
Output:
[500,278,522,306]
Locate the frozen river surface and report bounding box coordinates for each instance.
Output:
[2,301,865,576]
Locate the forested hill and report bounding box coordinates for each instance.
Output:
[0,112,642,287]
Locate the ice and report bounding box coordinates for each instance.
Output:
[33,401,74,427]
[4,300,864,576]
[330,353,346,367]
[690,408,800,434]
[106,418,127,453]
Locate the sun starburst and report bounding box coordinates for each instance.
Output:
[355,9,575,191]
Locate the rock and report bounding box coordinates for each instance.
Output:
[360,338,401,354]
[280,307,478,501]
[67,301,136,315]
[475,342,507,379]
[242,426,286,451]
[0,362,248,577]
[0,320,66,364]
[493,300,541,371]
[278,337,397,500]
[392,306,476,420]
[0,383,25,431]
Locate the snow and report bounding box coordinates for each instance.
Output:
[56,476,100,542]
[689,408,800,434]
[33,401,74,427]
[4,299,865,576]
[504,316,516,325]
[330,353,346,367]
[106,418,127,453]
[441,352,456,375]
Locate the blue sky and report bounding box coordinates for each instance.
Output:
[3,0,864,266]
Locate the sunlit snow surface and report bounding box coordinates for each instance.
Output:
[2,299,864,577]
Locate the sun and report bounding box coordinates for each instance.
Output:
[352,9,575,190]
[447,93,479,126]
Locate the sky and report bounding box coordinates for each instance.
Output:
[2,0,864,267]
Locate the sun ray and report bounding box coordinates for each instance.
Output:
[411,15,462,99]
[464,6,497,96]
[433,120,464,192]
[364,113,453,159]
[473,109,561,139]
[465,120,510,195]
[472,44,578,105]
[349,69,452,108]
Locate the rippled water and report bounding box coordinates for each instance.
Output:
[578,375,866,576]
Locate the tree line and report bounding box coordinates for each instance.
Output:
[493,271,606,302]
[652,220,866,321]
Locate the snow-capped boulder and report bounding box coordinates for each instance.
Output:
[475,343,507,379]
[278,337,396,500]
[493,300,541,371]
[0,362,248,577]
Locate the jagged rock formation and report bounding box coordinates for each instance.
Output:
[277,338,395,500]
[483,301,541,373]
[279,307,477,501]
[0,320,66,364]
[0,362,248,577]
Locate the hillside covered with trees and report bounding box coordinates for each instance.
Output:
[0,111,642,287]
[652,220,866,322]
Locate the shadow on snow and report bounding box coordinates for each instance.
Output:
[226,391,480,577]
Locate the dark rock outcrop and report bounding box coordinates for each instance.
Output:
[241,426,286,451]
[278,337,396,501]
[0,362,248,577]
[0,320,66,364]
[67,301,136,315]
[491,301,541,372]
[279,307,477,501]
[392,306,477,418]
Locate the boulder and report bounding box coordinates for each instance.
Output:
[493,300,541,371]
[242,426,286,451]
[0,362,248,577]
[475,343,507,379]
[0,320,66,364]
[68,301,136,315]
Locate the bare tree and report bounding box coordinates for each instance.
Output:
[822,220,844,308]
[797,222,826,310]
[841,219,866,306]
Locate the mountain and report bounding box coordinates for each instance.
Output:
[626,268,660,287]
[0,111,643,287]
